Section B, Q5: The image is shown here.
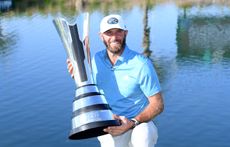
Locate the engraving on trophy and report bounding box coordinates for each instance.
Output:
[73,110,113,129]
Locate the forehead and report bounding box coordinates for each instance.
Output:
[104,28,124,33]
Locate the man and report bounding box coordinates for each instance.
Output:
[67,14,164,147]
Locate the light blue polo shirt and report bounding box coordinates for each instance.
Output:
[91,46,161,119]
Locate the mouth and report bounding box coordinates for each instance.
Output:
[110,41,121,46]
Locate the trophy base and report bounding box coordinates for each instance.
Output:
[69,120,120,140]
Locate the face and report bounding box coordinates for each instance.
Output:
[100,28,128,55]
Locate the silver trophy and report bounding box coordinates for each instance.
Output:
[53,14,120,140]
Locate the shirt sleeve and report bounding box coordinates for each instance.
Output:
[138,59,161,97]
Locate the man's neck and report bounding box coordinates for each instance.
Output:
[107,48,124,66]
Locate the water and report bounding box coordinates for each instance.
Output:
[1,1,230,147]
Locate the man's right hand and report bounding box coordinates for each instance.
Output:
[66,58,74,78]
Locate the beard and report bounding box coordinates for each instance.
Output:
[103,36,126,55]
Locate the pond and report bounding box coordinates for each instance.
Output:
[0,0,230,147]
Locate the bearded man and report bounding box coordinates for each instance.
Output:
[68,14,164,147]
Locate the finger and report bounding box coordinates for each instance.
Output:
[103,128,109,133]
[66,59,73,70]
[108,128,123,136]
[67,65,74,78]
[113,114,120,120]
[119,116,126,120]
[71,74,74,79]
[67,62,73,69]
[66,58,71,63]
[105,127,117,135]
[113,115,126,121]
[68,65,73,72]
[104,127,118,133]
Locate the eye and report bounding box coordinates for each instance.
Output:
[104,29,124,36]
[116,29,123,33]
[104,30,112,36]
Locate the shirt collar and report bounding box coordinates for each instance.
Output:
[118,45,129,62]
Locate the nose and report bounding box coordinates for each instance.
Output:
[110,34,118,41]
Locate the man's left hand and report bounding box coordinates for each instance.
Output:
[103,115,134,136]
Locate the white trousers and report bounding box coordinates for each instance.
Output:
[97,121,158,147]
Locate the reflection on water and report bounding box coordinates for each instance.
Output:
[0,20,17,56]
[0,0,12,12]
[1,1,230,147]
[142,1,152,57]
[177,6,230,63]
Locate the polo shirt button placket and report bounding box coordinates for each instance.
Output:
[111,66,117,71]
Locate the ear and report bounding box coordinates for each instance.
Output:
[124,30,128,36]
